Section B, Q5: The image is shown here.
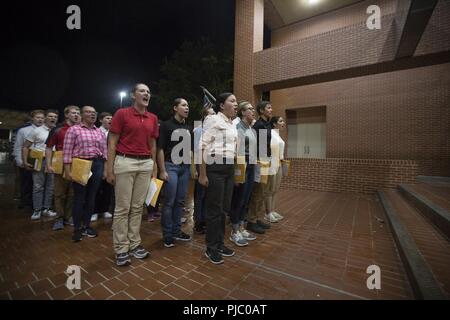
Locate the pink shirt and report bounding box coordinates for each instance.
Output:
[63,123,108,164]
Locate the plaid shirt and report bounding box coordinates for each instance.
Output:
[63,123,108,164]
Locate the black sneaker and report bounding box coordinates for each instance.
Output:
[205,250,224,265]
[129,245,150,259]
[72,229,83,242]
[164,238,175,248]
[82,227,98,238]
[218,245,235,257]
[116,252,131,266]
[174,231,192,241]
[246,222,266,234]
[257,220,271,229]
[194,224,205,234]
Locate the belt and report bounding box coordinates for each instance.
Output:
[116,152,151,159]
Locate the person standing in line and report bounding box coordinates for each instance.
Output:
[92,112,114,222]
[229,101,258,247]
[107,83,158,267]
[46,105,81,231]
[22,109,59,220]
[264,116,286,222]
[199,92,238,265]
[158,98,192,248]
[63,106,107,242]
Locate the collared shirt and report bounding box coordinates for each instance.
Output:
[157,117,192,163]
[46,122,71,151]
[253,118,273,159]
[63,123,108,164]
[99,126,109,138]
[13,124,36,166]
[109,106,159,156]
[25,125,51,152]
[236,119,257,164]
[201,112,237,160]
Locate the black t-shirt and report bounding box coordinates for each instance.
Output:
[253,118,273,158]
[157,117,192,163]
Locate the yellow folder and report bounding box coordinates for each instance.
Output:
[234,156,247,184]
[281,160,291,177]
[145,178,164,207]
[51,151,64,175]
[255,160,270,184]
[28,149,45,171]
[71,158,93,186]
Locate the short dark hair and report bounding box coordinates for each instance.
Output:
[256,101,271,115]
[45,109,59,116]
[213,92,234,114]
[31,109,45,118]
[131,83,149,94]
[270,116,281,126]
[99,112,112,121]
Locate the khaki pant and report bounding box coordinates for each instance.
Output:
[264,166,282,213]
[112,156,153,254]
[54,174,73,221]
[248,171,275,223]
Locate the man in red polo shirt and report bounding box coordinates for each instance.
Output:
[46,105,81,231]
[107,83,159,267]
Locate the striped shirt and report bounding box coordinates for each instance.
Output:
[63,123,108,164]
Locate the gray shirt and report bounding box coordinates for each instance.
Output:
[236,120,257,164]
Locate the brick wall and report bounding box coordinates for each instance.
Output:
[280,158,449,194]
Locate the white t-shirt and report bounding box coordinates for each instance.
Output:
[268,129,285,175]
[25,125,51,152]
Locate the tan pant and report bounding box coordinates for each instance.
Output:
[112,156,153,254]
[248,171,275,223]
[264,166,282,213]
[54,174,73,221]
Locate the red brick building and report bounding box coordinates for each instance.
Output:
[233,0,450,194]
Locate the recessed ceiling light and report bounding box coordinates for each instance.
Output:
[306,0,321,5]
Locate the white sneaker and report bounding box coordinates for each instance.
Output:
[31,210,41,220]
[264,213,278,223]
[240,228,256,241]
[181,217,187,224]
[271,211,284,221]
[229,231,248,247]
[103,212,113,219]
[42,209,57,217]
[91,214,98,222]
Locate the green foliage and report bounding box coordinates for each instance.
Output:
[154,38,233,122]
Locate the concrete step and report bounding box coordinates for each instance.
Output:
[377,189,449,299]
[398,183,450,239]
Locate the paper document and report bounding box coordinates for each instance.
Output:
[145,178,164,207]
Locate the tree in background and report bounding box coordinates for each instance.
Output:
[153,38,233,122]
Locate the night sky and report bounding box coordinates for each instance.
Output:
[0,0,235,113]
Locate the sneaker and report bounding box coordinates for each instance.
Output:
[174,231,191,241]
[103,212,113,219]
[116,252,131,266]
[82,227,98,238]
[42,208,57,218]
[181,217,187,224]
[64,217,74,226]
[264,213,278,223]
[205,250,224,265]
[52,219,64,231]
[90,214,98,222]
[271,211,284,220]
[163,238,175,248]
[230,231,248,247]
[240,228,256,241]
[129,245,150,259]
[31,209,41,220]
[218,245,235,257]
[257,220,271,229]
[72,229,83,242]
[246,222,265,234]
[194,224,205,234]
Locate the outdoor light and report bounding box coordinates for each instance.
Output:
[119,91,127,107]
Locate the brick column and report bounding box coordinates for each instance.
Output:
[233,0,264,106]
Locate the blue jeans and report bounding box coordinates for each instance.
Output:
[231,164,255,225]
[72,158,104,231]
[32,159,54,211]
[161,162,190,240]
